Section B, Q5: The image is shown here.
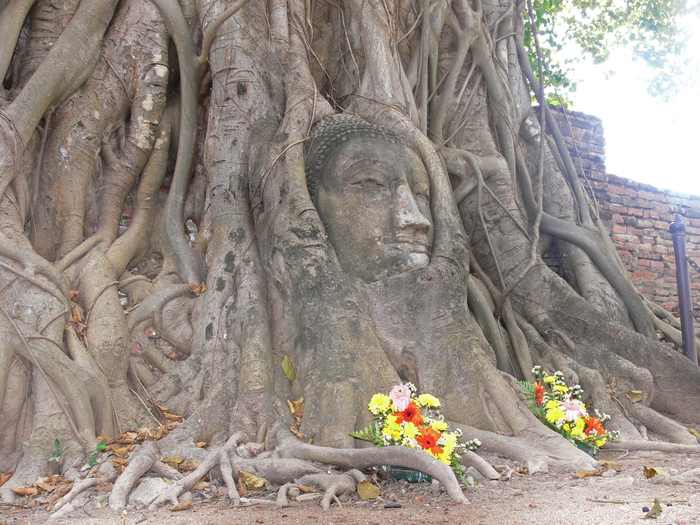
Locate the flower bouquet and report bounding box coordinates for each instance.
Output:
[351,383,480,480]
[520,366,618,455]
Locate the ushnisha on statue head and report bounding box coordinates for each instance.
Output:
[305,114,433,283]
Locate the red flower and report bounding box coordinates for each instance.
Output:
[534,382,545,406]
[396,402,424,427]
[416,427,443,455]
[584,416,605,436]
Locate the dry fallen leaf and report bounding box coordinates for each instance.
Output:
[288,397,304,418]
[109,446,131,457]
[96,481,113,493]
[195,441,207,449]
[643,466,660,479]
[35,476,60,492]
[171,500,193,512]
[193,480,209,491]
[117,431,139,444]
[0,472,12,487]
[575,468,604,479]
[598,460,623,471]
[689,427,700,440]
[11,486,38,497]
[161,455,184,468]
[296,484,316,494]
[239,471,266,491]
[179,459,200,472]
[357,480,380,500]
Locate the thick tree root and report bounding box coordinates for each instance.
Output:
[462,450,500,480]
[604,440,700,453]
[455,424,597,473]
[296,470,366,511]
[274,430,468,504]
[149,432,245,509]
[109,441,159,511]
[219,448,240,504]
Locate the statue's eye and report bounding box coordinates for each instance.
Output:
[351,177,386,189]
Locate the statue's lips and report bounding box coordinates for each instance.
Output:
[389,240,431,255]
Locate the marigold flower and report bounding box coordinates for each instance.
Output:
[543,375,556,384]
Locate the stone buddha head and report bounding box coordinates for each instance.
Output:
[306,114,433,282]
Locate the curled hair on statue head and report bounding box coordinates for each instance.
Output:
[304,113,409,203]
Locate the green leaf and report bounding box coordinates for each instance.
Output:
[96,441,108,452]
[350,421,383,446]
[281,355,296,382]
[51,438,63,460]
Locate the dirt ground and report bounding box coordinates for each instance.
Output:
[2,449,699,525]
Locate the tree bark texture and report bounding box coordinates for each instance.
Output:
[0,0,698,501]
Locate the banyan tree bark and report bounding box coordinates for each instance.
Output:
[1,0,699,507]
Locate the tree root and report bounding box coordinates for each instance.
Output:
[149,432,245,509]
[51,462,117,520]
[274,429,468,503]
[454,424,597,473]
[296,470,366,511]
[219,448,240,504]
[127,284,193,332]
[109,441,159,511]
[605,440,700,453]
[461,450,500,480]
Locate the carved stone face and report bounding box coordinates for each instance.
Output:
[315,135,433,282]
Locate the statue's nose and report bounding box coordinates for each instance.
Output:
[395,184,430,234]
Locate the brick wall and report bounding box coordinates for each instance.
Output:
[552,108,700,318]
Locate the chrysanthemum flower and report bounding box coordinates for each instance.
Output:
[417,393,441,408]
[368,393,392,415]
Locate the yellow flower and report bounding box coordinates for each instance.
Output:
[430,420,448,432]
[369,393,392,415]
[437,432,458,464]
[570,418,585,438]
[382,415,402,441]
[543,375,556,384]
[595,437,607,447]
[402,421,420,439]
[417,393,441,408]
[545,399,559,410]
[545,404,565,425]
[553,384,569,394]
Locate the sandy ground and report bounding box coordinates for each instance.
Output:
[1,449,699,525]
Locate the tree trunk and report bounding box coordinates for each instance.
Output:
[1,0,698,503]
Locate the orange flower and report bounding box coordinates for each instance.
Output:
[584,416,605,436]
[416,427,443,455]
[396,402,424,427]
[534,382,545,406]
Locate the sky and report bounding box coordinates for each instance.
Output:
[565,12,700,195]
